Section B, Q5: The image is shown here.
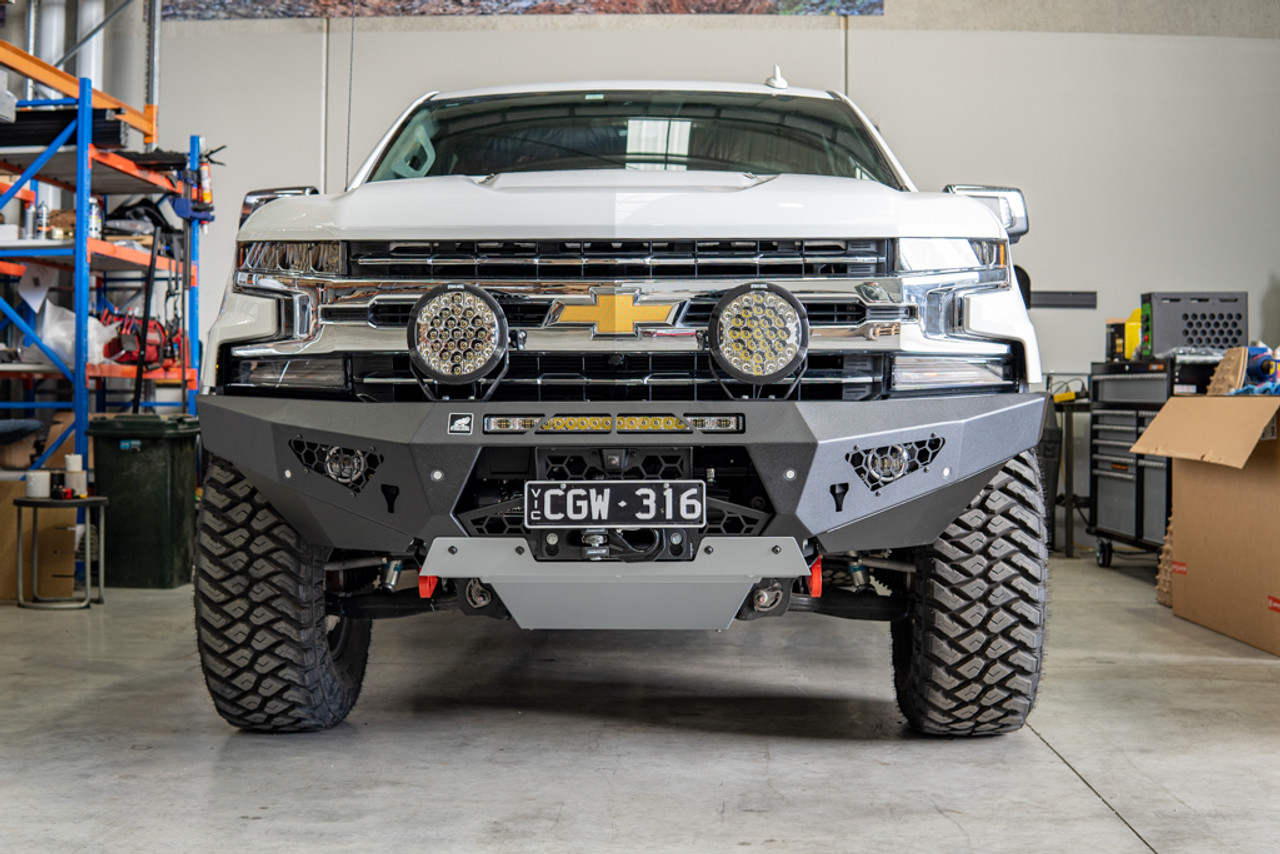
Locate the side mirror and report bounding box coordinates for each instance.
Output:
[944,185,1029,243]
[240,186,319,227]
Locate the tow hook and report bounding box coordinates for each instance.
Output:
[736,578,791,621]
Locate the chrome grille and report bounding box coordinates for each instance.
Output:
[349,352,884,403]
[347,238,891,281]
[321,297,554,328]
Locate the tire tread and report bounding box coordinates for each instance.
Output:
[894,451,1048,736]
[193,457,370,733]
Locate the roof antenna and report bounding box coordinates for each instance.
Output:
[344,0,357,190]
[765,65,789,90]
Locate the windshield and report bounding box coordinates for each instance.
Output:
[367,90,903,187]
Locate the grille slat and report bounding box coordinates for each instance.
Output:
[348,238,890,281]
[361,298,551,328]
[349,352,882,403]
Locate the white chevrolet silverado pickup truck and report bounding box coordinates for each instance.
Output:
[195,77,1049,737]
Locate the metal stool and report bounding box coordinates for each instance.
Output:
[14,496,108,610]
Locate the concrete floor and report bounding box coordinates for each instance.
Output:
[2,555,1278,853]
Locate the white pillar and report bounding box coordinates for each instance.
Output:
[76,0,105,89]
[35,0,67,211]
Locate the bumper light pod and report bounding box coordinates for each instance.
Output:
[324,446,369,485]
[408,284,508,385]
[685,415,744,433]
[708,283,809,384]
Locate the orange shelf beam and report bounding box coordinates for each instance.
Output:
[2,363,196,384]
[0,156,75,195]
[0,180,36,204]
[85,363,197,383]
[0,41,157,144]
[85,237,180,273]
[90,147,182,195]
[0,260,27,277]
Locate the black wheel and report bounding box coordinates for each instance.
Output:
[194,456,372,732]
[1095,539,1113,567]
[891,451,1048,736]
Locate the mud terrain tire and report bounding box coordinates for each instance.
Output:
[892,451,1048,736]
[194,457,371,732]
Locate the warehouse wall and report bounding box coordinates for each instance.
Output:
[149,4,1280,377]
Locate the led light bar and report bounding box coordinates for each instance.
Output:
[616,415,691,433]
[537,416,615,434]
[483,414,744,435]
[893,356,1010,391]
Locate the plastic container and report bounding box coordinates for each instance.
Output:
[88,415,200,588]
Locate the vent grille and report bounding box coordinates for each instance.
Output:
[347,238,891,281]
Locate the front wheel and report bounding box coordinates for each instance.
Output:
[891,451,1048,736]
[194,457,372,732]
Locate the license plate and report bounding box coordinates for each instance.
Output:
[523,480,706,529]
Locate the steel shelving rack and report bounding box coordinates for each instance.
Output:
[0,42,202,467]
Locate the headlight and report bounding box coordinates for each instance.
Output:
[708,283,809,385]
[897,238,1007,276]
[896,238,1011,337]
[407,284,508,385]
[237,241,342,277]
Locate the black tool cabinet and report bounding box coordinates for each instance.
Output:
[1086,359,1215,566]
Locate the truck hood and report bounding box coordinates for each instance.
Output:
[238,171,1005,242]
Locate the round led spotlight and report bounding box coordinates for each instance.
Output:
[708,283,808,384]
[407,284,508,384]
[868,444,911,484]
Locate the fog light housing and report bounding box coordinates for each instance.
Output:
[408,284,507,385]
[324,446,368,485]
[708,283,808,384]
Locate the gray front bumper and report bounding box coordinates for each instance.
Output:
[197,393,1047,557]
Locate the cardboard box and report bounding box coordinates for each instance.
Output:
[1131,396,1280,656]
[0,480,77,601]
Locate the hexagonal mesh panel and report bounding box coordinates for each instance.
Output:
[458,498,525,538]
[847,437,945,490]
[703,499,770,536]
[538,450,691,482]
[288,438,383,493]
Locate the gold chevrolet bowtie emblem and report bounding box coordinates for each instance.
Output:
[554,291,678,336]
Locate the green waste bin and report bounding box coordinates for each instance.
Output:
[88,415,200,588]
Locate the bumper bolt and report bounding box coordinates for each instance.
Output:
[704,545,714,555]
[771,545,781,555]
[784,469,797,481]
[431,470,444,482]
[448,546,458,555]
